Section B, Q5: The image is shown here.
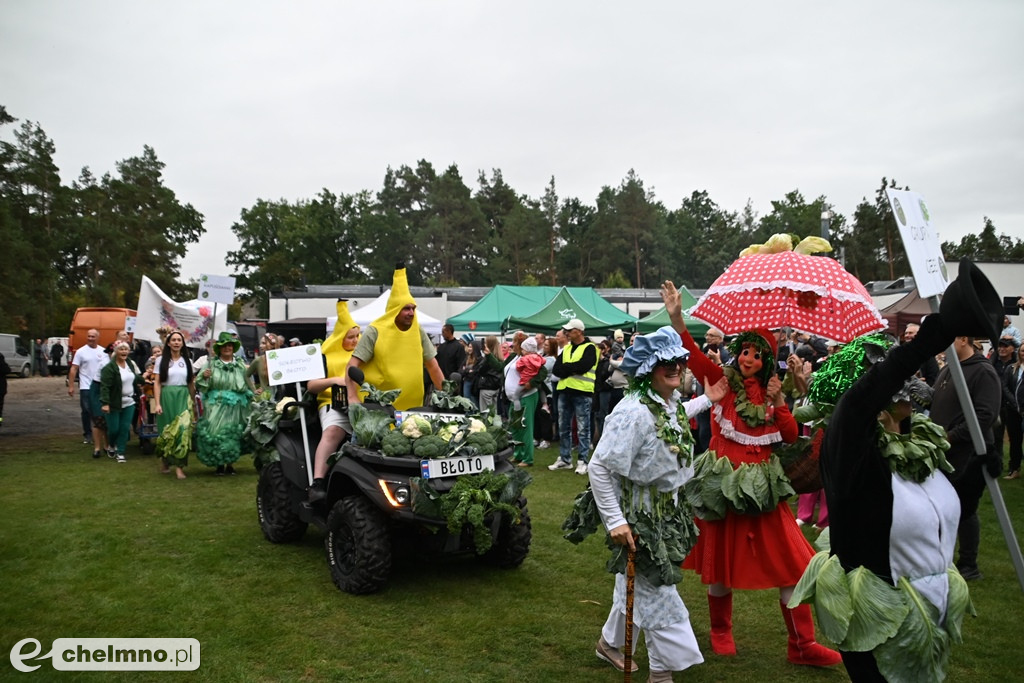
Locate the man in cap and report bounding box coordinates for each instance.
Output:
[548,318,599,474]
[347,264,444,410]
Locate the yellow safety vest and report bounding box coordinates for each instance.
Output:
[556,342,598,393]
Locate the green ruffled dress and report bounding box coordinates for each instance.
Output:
[157,385,193,467]
[196,358,254,467]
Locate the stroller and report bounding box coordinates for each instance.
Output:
[135,381,159,454]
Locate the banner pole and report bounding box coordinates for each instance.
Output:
[297,381,314,487]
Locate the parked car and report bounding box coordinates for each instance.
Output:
[0,333,32,378]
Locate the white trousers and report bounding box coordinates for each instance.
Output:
[601,606,704,672]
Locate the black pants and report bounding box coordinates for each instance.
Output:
[994,407,1024,473]
[951,457,987,570]
[841,650,886,682]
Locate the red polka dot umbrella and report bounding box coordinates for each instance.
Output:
[688,251,886,343]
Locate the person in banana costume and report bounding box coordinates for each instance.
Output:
[307,299,361,502]
[346,264,444,412]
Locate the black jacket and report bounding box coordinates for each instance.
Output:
[929,351,1001,479]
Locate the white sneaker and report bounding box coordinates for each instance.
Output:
[116,454,126,463]
[575,461,589,475]
[538,440,550,449]
[548,459,573,471]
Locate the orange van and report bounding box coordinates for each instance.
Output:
[68,307,137,355]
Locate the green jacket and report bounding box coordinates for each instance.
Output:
[99,359,142,413]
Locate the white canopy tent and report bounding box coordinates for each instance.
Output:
[331,289,444,337]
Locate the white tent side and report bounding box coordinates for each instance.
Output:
[339,289,444,336]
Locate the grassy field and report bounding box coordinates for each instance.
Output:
[1,433,1022,682]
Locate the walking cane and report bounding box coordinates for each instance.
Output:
[624,545,636,682]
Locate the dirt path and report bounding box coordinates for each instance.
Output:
[1,376,88,439]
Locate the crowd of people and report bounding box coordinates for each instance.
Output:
[37,261,1016,681]
[65,326,265,479]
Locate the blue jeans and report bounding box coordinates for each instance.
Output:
[79,388,93,438]
[558,391,593,464]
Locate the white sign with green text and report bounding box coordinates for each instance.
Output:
[265,344,326,386]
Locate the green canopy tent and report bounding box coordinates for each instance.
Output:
[502,287,637,337]
[446,285,632,334]
[635,288,710,337]
[635,306,711,337]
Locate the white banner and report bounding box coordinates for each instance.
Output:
[134,276,227,349]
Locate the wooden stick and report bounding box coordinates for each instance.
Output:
[624,545,636,682]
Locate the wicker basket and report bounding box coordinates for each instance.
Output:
[779,429,823,494]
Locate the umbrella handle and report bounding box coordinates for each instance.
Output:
[624,546,636,682]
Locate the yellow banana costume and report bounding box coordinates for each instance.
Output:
[316,300,360,410]
[358,266,428,410]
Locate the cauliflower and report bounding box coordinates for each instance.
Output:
[275,397,296,414]
[401,414,433,439]
[467,418,487,434]
[438,423,460,442]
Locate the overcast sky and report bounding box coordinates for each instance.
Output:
[3,1,1022,283]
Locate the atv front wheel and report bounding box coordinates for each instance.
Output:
[256,461,308,543]
[325,495,392,594]
[481,497,532,568]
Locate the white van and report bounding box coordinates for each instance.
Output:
[0,333,32,378]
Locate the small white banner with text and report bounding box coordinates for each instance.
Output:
[197,273,236,306]
[265,344,326,386]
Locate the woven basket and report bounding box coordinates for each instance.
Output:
[782,429,823,494]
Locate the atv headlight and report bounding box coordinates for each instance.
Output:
[378,480,411,507]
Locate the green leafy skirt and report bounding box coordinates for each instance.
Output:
[157,385,193,467]
[683,450,795,520]
[789,551,975,682]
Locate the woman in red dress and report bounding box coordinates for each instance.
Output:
[662,281,840,668]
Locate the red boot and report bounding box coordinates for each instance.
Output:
[780,602,841,667]
[708,593,737,656]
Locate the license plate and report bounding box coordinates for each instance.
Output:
[420,454,495,479]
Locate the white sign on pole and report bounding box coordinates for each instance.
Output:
[124,316,137,333]
[885,189,949,298]
[197,274,236,306]
[265,344,326,386]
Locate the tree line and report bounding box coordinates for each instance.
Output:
[0,105,204,335]
[2,102,1021,335]
[228,166,1024,316]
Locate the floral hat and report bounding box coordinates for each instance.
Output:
[619,326,690,378]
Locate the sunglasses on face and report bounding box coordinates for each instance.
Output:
[655,359,685,369]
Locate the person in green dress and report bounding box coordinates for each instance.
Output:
[153,330,196,480]
[196,332,255,475]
